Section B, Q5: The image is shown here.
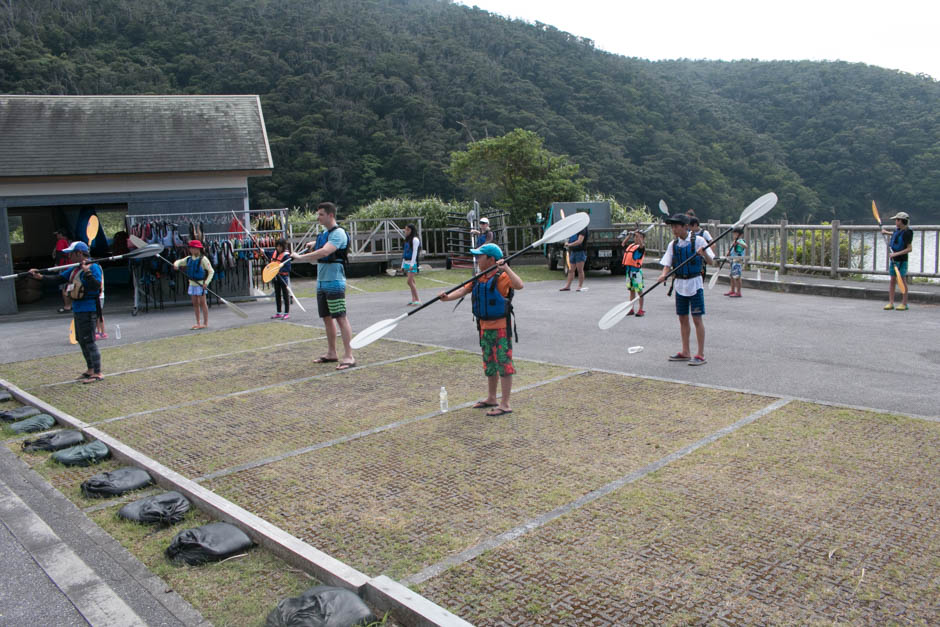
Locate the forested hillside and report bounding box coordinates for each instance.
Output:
[2,0,937,222]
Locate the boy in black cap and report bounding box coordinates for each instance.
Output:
[656,214,715,366]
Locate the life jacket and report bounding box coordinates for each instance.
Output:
[890,229,907,252]
[273,250,291,276]
[622,243,644,268]
[185,256,207,281]
[730,239,747,257]
[402,237,421,264]
[475,231,490,248]
[315,225,349,266]
[471,271,517,342]
[67,267,99,301]
[672,236,703,279]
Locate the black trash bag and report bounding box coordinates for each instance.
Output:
[119,491,192,526]
[9,413,56,434]
[52,440,110,466]
[1,405,40,422]
[0,390,11,402]
[23,429,85,452]
[266,586,376,627]
[166,522,254,565]
[81,467,153,498]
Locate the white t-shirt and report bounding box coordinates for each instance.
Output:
[660,233,714,297]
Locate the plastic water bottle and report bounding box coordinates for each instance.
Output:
[114,324,121,340]
[628,346,644,354]
[756,268,762,281]
[774,270,779,282]
[439,386,449,413]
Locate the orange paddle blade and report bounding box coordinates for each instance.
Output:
[85,215,99,243]
[69,319,77,344]
[262,261,281,283]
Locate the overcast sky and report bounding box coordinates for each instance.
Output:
[457,0,940,80]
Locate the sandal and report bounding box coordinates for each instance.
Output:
[76,373,93,380]
[486,408,513,416]
[335,361,357,371]
[558,287,571,291]
[313,356,338,363]
[81,373,104,383]
[472,401,498,409]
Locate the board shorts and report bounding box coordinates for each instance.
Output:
[188,285,206,296]
[676,288,705,317]
[317,289,347,319]
[626,268,644,292]
[891,260,908,277]
[479,327,515,377]
[730,258,743,278]
[569,250,587,264]
[402,262,419,274]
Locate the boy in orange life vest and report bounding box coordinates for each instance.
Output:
[438,243,524,417]
[621,229,646,316]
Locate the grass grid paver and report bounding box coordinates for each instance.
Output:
[29,337,425,421]
[416,401,940,625]
[0,322,317,389]
[206,373,773,580]
[98,350,571,479]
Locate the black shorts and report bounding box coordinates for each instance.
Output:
[317,290,347,319]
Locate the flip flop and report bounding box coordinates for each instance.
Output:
[81,373,103,384]
[472,401,498,409]
[190,325,201,330]
[335,361,357,371]
[486,408,512,417]
[313,356,338,363]
[558,287,571,291]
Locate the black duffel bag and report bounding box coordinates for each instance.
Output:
[9,413,56,434]
[1,405,40,422]
[166,522,254,566]
[52,440,110,466]
[23,429,84,452]
[119,491,191,526]
[266,586,376,627]
[0,390,11,402]
[81,467,153,498]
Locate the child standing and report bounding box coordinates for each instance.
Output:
[620,229,646,316]
[95,274,107,339]
[271,237,292,319]
[882,211,913,311]
[438,243,524,416]
[656,214,714,366]
[725,227,747,297]
[402,224,421,306]
[173,240,214,330]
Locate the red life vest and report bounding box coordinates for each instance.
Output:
[622,243,644,268]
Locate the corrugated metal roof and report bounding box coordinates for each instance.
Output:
[0,95,273,177]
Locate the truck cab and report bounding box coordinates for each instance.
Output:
[540,201,626,274]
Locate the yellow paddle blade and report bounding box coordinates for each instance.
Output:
[894,266,907,294]
[262,261,282,283]
[85,215,99,243]
[69,319,77,344]
[871,200,881,224]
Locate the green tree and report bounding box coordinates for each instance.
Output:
[445,129,587,223]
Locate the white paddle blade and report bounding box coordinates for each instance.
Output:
[350,313,408,349]
[129,234,148,249]
[708,268,722,290]
[125,243,164,259]
[598,296,640,330]
[220,297,250,319]
[658,199,669,215]
[735,192,778,228]
[535,212,590,246]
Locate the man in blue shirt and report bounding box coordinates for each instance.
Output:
[29,241,104,382]
[292,202,355,369]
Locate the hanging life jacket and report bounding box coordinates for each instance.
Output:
[315,226,349,266]
[471,271,517,342]
[185,256,207,281]
[622,243,644,268]
[672,236,703,279]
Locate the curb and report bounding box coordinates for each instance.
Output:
[713,274,940,304]
[0,378,471,627]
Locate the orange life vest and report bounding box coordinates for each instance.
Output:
[622,243,644,268]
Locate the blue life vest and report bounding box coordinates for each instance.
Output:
[402,237,420,263]
[475,232,489,248]
[472,273,511,320]
[186,256,207,281]
[890,229,906,252]
[315,226,349,266]
[672,237,703,279]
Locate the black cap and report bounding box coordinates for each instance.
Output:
[664,213,690,225]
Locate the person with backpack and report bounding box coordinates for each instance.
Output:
[29,241,104,382]
[438,243,524,417]
[621,229,646,316]
[401,224,421,306]
[172,240,214,330]
[656,213,715,366]
[292,202,355,370]
[559,222,589,292]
